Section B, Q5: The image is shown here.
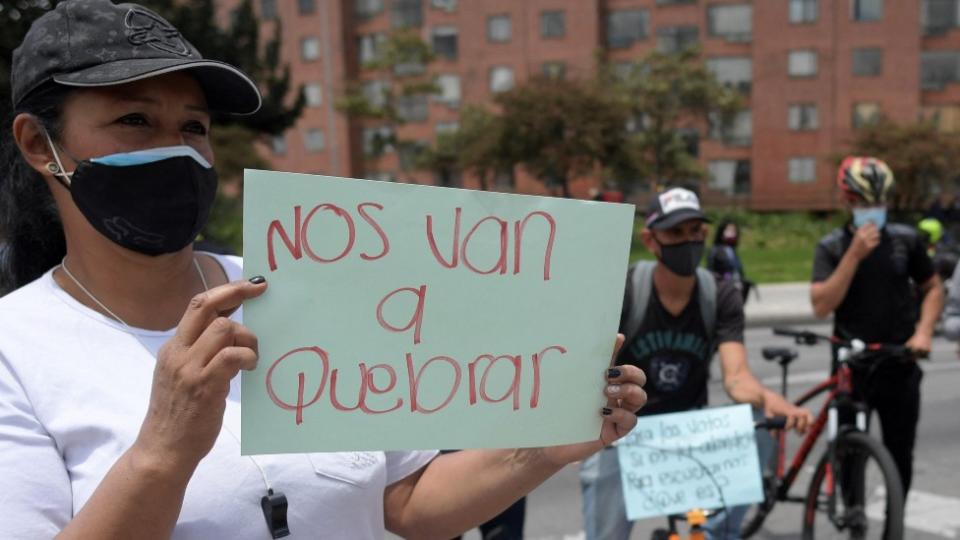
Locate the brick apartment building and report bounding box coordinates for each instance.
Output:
[221,0,960,210]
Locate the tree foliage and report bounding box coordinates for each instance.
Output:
[844,118,960,210]
[601,46,744,191]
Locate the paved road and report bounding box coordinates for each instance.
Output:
[455,324,960,540]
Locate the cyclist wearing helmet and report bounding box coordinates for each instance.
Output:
[811,156,944,496]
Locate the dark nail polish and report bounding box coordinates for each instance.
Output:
[607,368,621,379]
[602,407,613,416]
[249,275,266,284]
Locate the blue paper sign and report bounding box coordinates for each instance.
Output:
[617,404,764,520]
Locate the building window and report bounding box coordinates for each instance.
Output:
[396,94,428,122]
[399,141,429,170]
[677,128,699,157]
[355,0,384,19]
[710,110,752,146]
[788,50,818,77]
[543,61,566,80]
[490,66,515,93]
[922,105,960,132]
[657,25,699,53]
[850,0,883,22]
[788,157,817,183]
[271,135,287,155]
[541,10,565,38]
[261,0,277,20]
[789,0,818,23]
[435,121,459,135]
[706,57,752,93]
[298,0,315,15]
[362,79,389,108]
[922,0,960,35]
[852,48,882,76]
[708,160,751,195]
[606,9,649,49]
[431,0,457,12]
[921,50,960,89]
[357,33,386,66]
[851,0,882,21]
[392,0,422,28]
[435,74,461,105]
[788,103,819,130]
[435,168,462,188]
[304,128,325,152]
[852,102,881,128]
[301,37,320,61]
[362,126,395,156]
[303,83,322,107]
[707,4,752,43]
[494,169,515,189]
[431,26,458,60]
[488,14,512,42]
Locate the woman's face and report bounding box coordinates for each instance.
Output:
[55,71,212,165]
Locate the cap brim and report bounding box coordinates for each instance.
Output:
[648,209,711,230]
[53,58,262,115]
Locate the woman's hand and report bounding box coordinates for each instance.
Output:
[540,334,647,466]
[762,390,814,434]
[131,277,267,476]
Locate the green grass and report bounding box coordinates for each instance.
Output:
[628,210,846,284]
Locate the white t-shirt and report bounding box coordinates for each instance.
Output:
[0,254,437,539]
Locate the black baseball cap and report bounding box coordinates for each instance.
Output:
[644,187,711,230]
[11,0,261,115]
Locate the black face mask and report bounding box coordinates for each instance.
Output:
[47,141,218,256]
[657,240,705,277]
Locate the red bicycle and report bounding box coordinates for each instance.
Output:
[740,328,909,540]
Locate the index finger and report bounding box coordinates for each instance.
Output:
[175,277,268,345]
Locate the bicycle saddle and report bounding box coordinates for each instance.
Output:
[762,347,798,363]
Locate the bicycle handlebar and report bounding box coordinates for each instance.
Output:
[771,327,929,360]
[755,416,788,430]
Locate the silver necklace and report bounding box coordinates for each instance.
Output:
[58,255,291,538]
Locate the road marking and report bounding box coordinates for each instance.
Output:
[759,361,960,388]
[867,488,960,538]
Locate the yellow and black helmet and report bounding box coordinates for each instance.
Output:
[837,156,894,205]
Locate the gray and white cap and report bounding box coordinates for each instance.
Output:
[11,0,261,114]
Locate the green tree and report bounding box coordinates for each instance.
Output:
[1,0,305,253]
[602,47,744,192]
[844,118,960,210]
[336,31,438,181]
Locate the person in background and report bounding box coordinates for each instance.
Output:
[811,156,943,497]
[706,220,753,304]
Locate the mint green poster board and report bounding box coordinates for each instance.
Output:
[241,170,634,454]
[617,404,765,520]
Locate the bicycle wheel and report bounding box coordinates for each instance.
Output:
[802,431,904,540]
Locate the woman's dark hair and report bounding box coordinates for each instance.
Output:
[712,219,737,247]
[0,83,73,295]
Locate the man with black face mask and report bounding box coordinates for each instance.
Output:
[580,187,811,540]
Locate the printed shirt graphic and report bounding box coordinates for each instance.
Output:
[617,277,744,415]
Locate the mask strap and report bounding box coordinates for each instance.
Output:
[42,129,74,188]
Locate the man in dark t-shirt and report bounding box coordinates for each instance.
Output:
[580,188,812,540]
[811,157,943,497]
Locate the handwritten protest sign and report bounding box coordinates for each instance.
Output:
[240,170,634,454]
[617,404,764,520]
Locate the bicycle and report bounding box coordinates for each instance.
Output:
[740,327,911,539]
[649,417,788,540]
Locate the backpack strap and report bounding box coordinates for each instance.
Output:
[696,267,717,340]
[624,261,656,346]
[623,261,718,346]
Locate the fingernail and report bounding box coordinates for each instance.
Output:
[602,407,613,416]
[249,275,266,284]
[607,368,622,378]
[606,384,621,395]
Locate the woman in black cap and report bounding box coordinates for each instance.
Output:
[0,2,646,538]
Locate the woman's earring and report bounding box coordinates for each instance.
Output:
[45,162,61,174]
